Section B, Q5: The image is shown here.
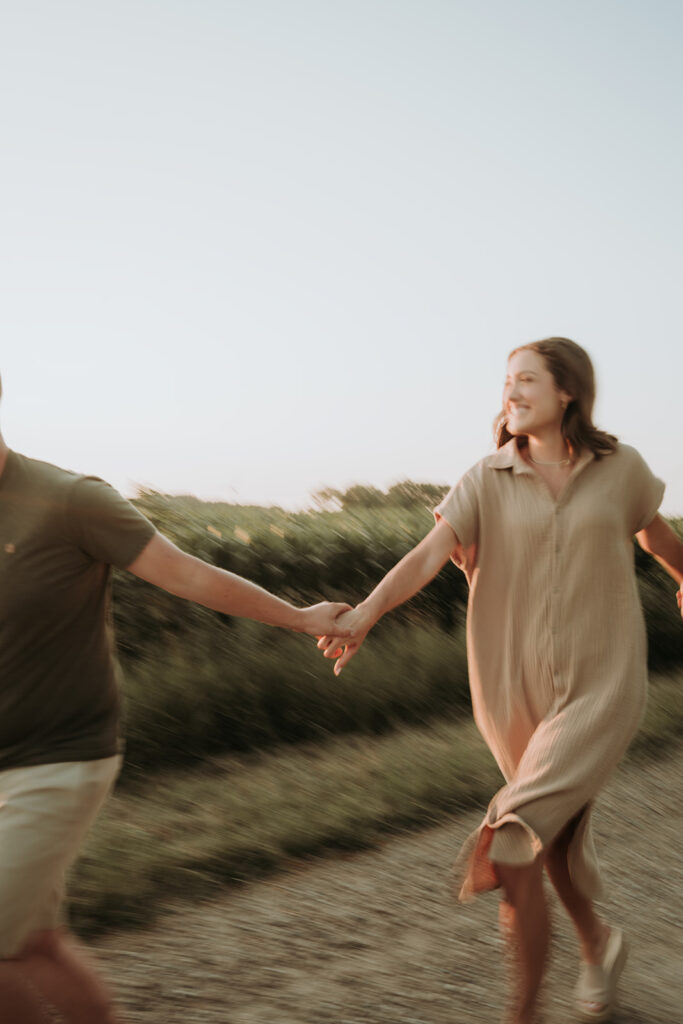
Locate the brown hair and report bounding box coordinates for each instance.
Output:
[494,337,618,458]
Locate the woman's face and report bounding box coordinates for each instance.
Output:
[503,349,571,438]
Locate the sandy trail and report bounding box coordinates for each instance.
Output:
[93,747,682,1023]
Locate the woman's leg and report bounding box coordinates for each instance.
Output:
[495,856,549,1024]
[544,819,608,964]
[545,818,614,1016]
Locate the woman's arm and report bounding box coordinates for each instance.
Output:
[318,517,460,674]
[636,513,683,617]
[126,532,352,636]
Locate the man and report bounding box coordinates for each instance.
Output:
[0,374,350,1023]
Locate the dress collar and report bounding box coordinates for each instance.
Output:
[488,437,595,477]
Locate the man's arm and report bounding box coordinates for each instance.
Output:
[126,532,352,637]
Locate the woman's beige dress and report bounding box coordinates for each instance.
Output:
[434,439,664,901]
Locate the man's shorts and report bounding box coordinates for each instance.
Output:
[0,755,121,958]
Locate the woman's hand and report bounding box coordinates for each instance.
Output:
[317,605,374,675]
[677,582,683,619]
[315,519,460,675]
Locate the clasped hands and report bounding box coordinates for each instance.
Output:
[316,604,372,676]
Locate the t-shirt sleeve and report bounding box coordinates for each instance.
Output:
[433,466,480,549]
[65,476,157,567]
[624,447,666,534]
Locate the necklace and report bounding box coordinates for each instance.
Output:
[529,455,571,466]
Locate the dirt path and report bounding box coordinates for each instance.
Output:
[93,747,682,1023]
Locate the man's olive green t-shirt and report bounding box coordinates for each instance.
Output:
[0,450,156,770]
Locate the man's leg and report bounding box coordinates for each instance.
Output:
[0,757,122,1023]
[0,927,122,1024]
[0,958,48,1024]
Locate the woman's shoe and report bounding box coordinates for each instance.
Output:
[575,927,628,1022]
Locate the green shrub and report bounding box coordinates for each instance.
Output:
[111,491,681,773]
[120,620,470,774]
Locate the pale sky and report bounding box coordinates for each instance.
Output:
[2,1,681,512]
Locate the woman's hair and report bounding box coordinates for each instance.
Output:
[494,337,618,458]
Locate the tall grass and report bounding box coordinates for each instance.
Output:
[119,621,470,774]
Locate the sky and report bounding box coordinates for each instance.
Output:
[2,0,681,513]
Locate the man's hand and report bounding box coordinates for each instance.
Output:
[297,602,354,637]
[317,605,373,676]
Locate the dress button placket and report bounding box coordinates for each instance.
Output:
[551,505,561,686]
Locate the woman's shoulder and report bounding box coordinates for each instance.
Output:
[598,442,649,470]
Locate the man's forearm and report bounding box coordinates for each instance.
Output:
[172,556,303,628]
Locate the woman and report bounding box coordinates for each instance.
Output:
[317,338,683,1024]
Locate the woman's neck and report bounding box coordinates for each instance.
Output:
[524,433,571,465]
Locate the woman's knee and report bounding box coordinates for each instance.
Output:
[495,858,545,908]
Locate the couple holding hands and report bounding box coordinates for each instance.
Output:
[1,338,681,1023]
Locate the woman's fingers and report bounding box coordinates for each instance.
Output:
[334,642,358,676]
[316,634,346,656]
[325,638,345,658]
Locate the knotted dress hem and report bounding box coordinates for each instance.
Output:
[454,812,543,903]
[454,801,602,904]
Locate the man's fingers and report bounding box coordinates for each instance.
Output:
[328,603,353,635]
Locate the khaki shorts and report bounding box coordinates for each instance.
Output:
[0,755,121,958]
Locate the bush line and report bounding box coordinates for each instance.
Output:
[114,492,682,773]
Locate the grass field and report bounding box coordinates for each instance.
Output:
[69,669,682,937]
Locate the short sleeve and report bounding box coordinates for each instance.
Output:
[624,447,666,534]
[433,467,480,549]
[65,476,156,567]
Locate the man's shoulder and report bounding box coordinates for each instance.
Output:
[6,450,83,497]
[3,452,123,520]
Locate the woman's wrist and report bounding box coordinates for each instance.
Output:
[356,598,381,631]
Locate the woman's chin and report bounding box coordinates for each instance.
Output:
[506,422,527,437]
